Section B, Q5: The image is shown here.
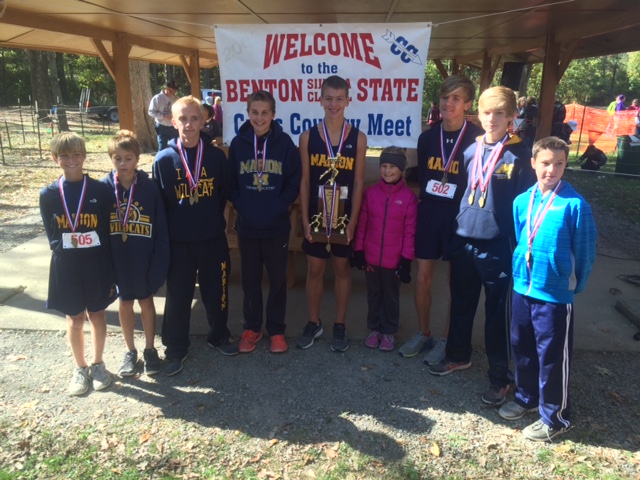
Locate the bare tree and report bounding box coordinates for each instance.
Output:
[28,50,51,119]
[47,52,70,131]
[129,60,156,152]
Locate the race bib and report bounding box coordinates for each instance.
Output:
[62,231,101,249]
[426,179,456,199]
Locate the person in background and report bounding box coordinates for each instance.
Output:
[519,96,538,151]
[500,136,596,442]
[148,80,179,151]
[427,101,441,128]
[550,93,566,138]
[353,147,417,352]
[201,103,221,144]
[213,96,224,133]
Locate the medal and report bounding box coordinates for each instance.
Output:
[58,175,87,240]
[469,134,509,210]
[525,181,563,277]
[439,120,467,186]
[114,173,136,243]
[254,133,268,191]
[479,191,487,208]
[177,138,203,204]
[326,243,331,253]
[468,190,475,205]
[525,250,531,262]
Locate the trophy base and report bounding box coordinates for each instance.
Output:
[310,232,350,245]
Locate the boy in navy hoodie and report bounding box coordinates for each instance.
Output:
[153,96,235,376]
[103,130,169,377]
[429,86,535,408]
[229,90,301,354]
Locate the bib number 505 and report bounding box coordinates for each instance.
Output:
[62,231,101,249]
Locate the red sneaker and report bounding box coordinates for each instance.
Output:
[270,334,288,353]
[239,329,262,353]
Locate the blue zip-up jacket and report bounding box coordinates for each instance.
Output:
[512,181,597,304]
[229,119,301,238]
[456,134,535,240]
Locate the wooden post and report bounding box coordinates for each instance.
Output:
[537,33,561,140]
[112,34,134,131]
[188,52,201,98]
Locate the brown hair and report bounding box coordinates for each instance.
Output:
[247,90,276,113]
[532,136,569,161]
[50,132,86,158]
[440,75,476,103]
[108,130,141,158]
[321,75,349,97]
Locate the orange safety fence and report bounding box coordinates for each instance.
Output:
[565,103,637,154]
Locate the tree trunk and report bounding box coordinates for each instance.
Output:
[56,53,69,103]
[129,60,156,152]
[28,51,52,119]
[47,52,70,131]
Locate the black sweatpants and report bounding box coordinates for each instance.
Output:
[162,235,231,359]
[365,265,400,335]
[238,233,289,336]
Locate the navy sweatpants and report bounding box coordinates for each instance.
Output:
[511,291,573,429]
[162,235,231,359]
[238,233,289,336]
[446,235,513,387]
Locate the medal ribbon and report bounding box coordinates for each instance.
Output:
[177,138,203,192]
[321,181,338,243]
[114,173,137,233]
[58,176,87,233]
[253,134,268,182]
[526,180,562,257]
[321,120,348,161]
[439,120,468,174]
[470,133,510,195]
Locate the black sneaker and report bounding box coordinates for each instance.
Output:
[295,321,323,349]
[143,348,162,376]
[118,350,138,377]
[164,354,187,376]
[482,384,509,406]
[330,323,348,352]
[207,339,239,356]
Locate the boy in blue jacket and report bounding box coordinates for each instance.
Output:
[499,137,596,442]
[228,90,301,354]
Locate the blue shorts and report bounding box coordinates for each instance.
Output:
[414,200,458,261]
[302,238,353,260]
[46,250,118,316]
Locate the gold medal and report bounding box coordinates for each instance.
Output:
[468,190,475,205]
[194,192,199,204]
[72,236,78,248]
[442,173,448,185]
[478,195,486,209]
[257,182,262,192]
[525,250,531,262]
[189,193,195,205]
[122,233,128,243]
[326,243,331,253]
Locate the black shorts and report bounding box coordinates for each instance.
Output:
[46,250,117,316]
[415,200,458,261]
[302,238,353,260]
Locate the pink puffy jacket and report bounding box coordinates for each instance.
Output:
[354,178,418,269]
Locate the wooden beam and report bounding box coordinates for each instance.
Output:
[451,60,459,76]
[433,60,448,80]
[480,51,492,94]
[112,34,134,131]
[537,33,560,140]
[188,53,201,98]
[554,9,640,44]
[179,55,192,85]
[558,39,580,80]
[91,39,115,80]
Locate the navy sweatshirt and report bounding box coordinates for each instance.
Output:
[153,135,231,242]
[228,120,301,238]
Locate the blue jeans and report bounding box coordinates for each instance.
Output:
[156,123,177,151]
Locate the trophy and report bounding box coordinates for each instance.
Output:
[309,156,350,246]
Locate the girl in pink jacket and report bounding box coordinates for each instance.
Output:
[354,147,418,351]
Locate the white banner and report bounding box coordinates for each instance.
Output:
[214,23,431,147]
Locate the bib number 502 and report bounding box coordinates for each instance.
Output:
[430,182,450,195]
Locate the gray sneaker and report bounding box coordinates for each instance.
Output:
[499,401,538,421]
[68,366,90,396]
[399,333,435,358]
[118,350,138,377]
[295,321,323,349]
[91,362,112,391]
[143,348,162,376]
[423,337,446,365]
[523,419,572,442]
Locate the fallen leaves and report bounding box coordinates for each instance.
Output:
[6,354,27,362]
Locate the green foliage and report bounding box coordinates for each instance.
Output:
[0,49,31,104]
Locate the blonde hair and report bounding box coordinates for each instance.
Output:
[214,96,222,105]
[50,132,86,158]
[478,86,517,116]
[172,95,204,116]
[108,130,141,158]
